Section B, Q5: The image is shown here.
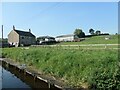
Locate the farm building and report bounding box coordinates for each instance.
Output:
[8,26,36,47]
[55,34,80,42]
[37,36,56,44]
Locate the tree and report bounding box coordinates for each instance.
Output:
[89,28,95,35]
[95,30,101,35]
[74,28,85,38]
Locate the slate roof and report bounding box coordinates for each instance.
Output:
[14,30,35,37]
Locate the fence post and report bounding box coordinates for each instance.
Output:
[105,44,107,49]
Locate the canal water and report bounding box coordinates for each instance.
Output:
[0,60,61,90]
[0,65,2,89]
[0,65,31,89]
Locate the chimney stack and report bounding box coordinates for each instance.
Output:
[13,25,15,30]
[29,29,31,33]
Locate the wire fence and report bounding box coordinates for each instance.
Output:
[31,44,120,50]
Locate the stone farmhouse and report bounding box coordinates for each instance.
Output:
[8,26,36,47]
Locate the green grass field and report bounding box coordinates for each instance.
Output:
[57,35,118,45]
[2,47,120,89]
[34,35,119,49]
[1,35,120,89]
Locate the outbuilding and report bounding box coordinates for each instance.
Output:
[55,34,79,42]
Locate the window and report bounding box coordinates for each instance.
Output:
[21,36,24,39]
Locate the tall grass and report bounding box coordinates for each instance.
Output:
[2,47,119,89]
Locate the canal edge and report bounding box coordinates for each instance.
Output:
[0,58,75,90]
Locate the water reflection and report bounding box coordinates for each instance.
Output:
[1,65,31,89]
[0,66,2,89]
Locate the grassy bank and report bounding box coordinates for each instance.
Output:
[2,47,120,89]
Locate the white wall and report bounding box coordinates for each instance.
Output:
[55,36,74,42]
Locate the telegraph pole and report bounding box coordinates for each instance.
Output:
[2,25,3,47]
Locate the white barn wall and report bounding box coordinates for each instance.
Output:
[55,35,75,42]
